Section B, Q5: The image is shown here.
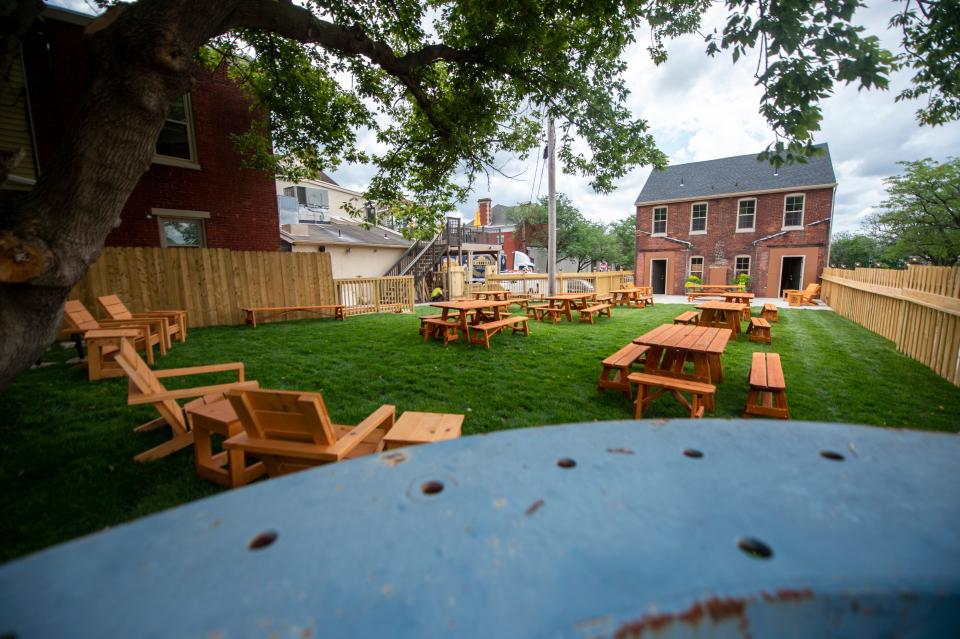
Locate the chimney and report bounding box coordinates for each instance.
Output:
[478,198,492,226]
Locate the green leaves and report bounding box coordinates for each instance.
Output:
[866,157,960,265]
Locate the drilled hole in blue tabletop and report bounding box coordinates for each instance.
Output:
[557,458,577,468]
[683,448,704,458]
[737,537,773,559]
[248,530,278,550]
[421,480,444,495]
[820,450,845,461]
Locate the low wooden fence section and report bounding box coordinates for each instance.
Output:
[821,266,960,387]
[70,247,414,328]
[463,271,634,297]
[335,276,416,315]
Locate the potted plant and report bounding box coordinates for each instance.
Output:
[731,273,751,291]
[685,275,702,288]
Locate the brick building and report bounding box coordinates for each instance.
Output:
[2,5,279,251]
[634,145,836,297]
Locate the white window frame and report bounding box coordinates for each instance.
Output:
[689,202,708,234]
[736,198,756,233]
[153,94,200,170]
[782,193,805,230]
[688,255,704,280]
[155,208,209,248]
[651,206,668,236]
[734,254,751,278]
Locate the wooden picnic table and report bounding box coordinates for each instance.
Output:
[632,324,732,408]
[611,287,653,307]
[686,284,745,301]
[430,299,514,344]
[471,290,511,301]
[721,292,755,320]
[696,300,746,334]
[543,292,596,322]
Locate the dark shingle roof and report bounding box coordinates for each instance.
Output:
[635,144,836,204]
[490,204,515,226]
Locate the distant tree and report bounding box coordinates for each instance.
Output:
[829,232,886,268]
[866,158,960,265]
[891,0,960,125]
[509,194,585,265]
[609,216,637,270]
[566,221,617,272]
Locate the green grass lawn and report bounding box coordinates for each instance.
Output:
[2,303,958,562]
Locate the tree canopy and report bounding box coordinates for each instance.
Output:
[865,157,960,265]
[0,0,921,386]
[828,232,888,269]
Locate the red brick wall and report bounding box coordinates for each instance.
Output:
[22,17,279,251]
[635,187,834,297]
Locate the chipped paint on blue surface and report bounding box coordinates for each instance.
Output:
[1,419,958,638]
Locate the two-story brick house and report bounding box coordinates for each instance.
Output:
[634,145,836,297]
[1,5,280,251]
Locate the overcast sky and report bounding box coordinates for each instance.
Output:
[54,0,960,235]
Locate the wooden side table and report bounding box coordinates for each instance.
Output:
[84,329,142,381]
[383,411,464,450]
[186,399,265,488]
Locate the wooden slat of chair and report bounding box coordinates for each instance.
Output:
[114,339,255,462]
[63,300,167,363]
[223,389,396,475]
[97,294,186,347]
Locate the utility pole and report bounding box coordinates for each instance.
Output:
[547,116,557,296]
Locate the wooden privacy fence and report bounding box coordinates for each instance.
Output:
[821,266,960,386]
[70,247,414,328]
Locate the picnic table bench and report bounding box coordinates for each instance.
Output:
[421,318,461,345]
[744,352,790,419]
[762,303,779,323]
[673,311,699,325]
[243,305,345,327]
[597,342,649,398]
[628,372,716,419]
[469,315,529,349]
[747,317,772,344]
[578,303,612,324]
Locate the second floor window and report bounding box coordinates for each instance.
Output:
[652,206,667,235]
[737,199,756,231]
[784,194,804,227]
[155,95,197,165]
[690,203,707,233]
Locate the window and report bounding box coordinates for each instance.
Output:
[690,202,707,233]
[155,208,209,248]
[734,255,751,278]
[783,194,804,228]
[737,199,756,232]
[689,256,704,280]
[652,206,667,235]
[154,94,198,168]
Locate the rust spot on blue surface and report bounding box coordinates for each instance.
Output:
[613,589,814,638]
[607,447,635,455]
[525,499,545,516]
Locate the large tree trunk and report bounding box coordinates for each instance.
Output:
[0,1,241,389]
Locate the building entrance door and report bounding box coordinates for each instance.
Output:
[651,259,667,294]
[779,256,804,296]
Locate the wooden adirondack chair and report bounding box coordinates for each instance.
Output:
[223,388,396,477]
[97,294,187,347]
[61,299,165,374]
[782,283,821,306]
[113,338,258,462]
